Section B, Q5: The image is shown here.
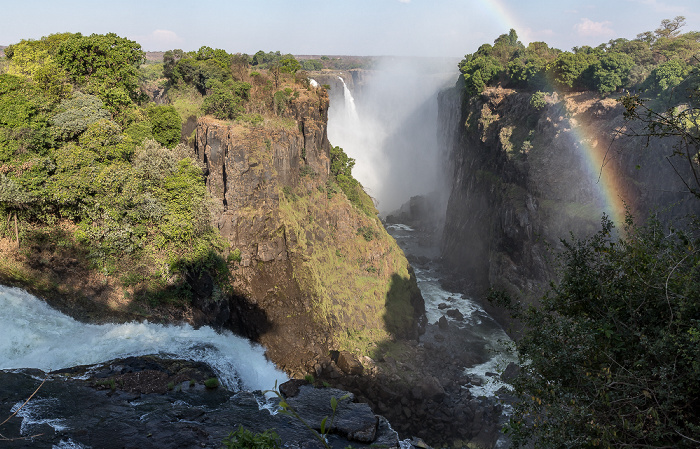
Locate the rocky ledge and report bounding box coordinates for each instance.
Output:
[0,356,399,449]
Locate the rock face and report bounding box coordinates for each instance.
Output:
[0,356,399,449]
[193,86,424,374]
[438,86,699,330]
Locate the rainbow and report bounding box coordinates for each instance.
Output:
[476,0,631,227]
[568,122,629,227]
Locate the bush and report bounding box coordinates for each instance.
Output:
[204,377,219,389]
[51,92,111,138]
[222,426,280,449]
[529,91,546,110]
[146,104,181,148]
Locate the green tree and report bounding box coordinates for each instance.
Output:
[589,52,634,94]
[56,33,146,112]
[459,43,504,96]
[548,51,599,90]
[147,104,182,148]
[280,55,301,74]
[497,215,700,448]
[51,92,111,138]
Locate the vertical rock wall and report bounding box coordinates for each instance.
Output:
[438,86,698,331]
[194,87,423,374]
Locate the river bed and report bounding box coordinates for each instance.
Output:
[385,222,517,397]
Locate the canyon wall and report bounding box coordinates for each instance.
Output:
[194,86,424,374]
[439,85,698,329]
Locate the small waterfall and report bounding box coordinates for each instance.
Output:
[0,285,287,392]
[337,76,360,124]
[309,78,319,88]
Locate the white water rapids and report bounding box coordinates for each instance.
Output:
[0,285,287,392]
[385,223,517,398]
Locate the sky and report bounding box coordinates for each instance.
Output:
[2,0,700,57]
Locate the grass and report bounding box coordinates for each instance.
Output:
[204,377,219,389]
[167,84,204,120]
[278,183,417,356]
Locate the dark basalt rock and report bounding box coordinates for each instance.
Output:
[0,356,399,449]
[445,309,465,321]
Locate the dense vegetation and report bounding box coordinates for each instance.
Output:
[459,17,700,99]
[0,31,376,311]
[0,32,230,306]
[495,213,700,448]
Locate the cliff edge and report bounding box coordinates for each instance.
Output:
[194,86,424,374]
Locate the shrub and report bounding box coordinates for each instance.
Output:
[146,104,181,148]
[529,91,546,110]
[222,426,281,449]
[204,377,219,389]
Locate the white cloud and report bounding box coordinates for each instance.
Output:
[574,18,614,38]
[133,29,184,50]
[150,29,183,45]
[398,0,411,3]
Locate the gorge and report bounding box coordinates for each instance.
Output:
[2,24,700,449]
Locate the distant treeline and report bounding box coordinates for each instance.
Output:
[459,16,700,101]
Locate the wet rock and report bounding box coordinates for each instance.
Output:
[501,362,520,382]
[0,357,398,449]
[437,316,449,330]
[446,309,464,321]
[437,302,449,310]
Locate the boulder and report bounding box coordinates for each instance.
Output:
[445,309,464,321]
[337,351,364,375]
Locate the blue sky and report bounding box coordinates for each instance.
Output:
[2,0,699,57]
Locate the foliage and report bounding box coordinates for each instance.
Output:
[146,104,181,148]
[496,215,700,448]
[301,59,324,71]
[204,377,219,389]
[202,85,243,119]
[457,18,700,97]
[5,33,73,80]
[51,92,111,138]
[643,59,691,93]
[589,51,635,94]
[55,33,146,114]
[272,88,296,115]
[328,146,375,216]
[222,426,281,449]
[529,91,546,110]
[548,51,599,90]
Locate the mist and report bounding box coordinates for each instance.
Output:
[326,57,458,215]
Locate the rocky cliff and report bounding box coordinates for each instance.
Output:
[439,85,699,329]
[193,86,423,375]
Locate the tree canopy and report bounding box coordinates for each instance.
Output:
[458,17,700,97]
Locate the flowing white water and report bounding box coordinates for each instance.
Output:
[326,58,456,214]
[384,223,517,398]
[0,285,287,392]
[337,76,359,123]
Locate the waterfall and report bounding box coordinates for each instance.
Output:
[309,78,319,88]
[327,59,458,214]
[337,76,359,124]
[0,285,287,392]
